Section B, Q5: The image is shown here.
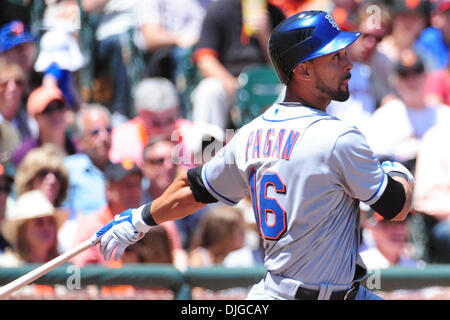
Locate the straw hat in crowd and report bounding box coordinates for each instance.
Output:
[2,190,69,249]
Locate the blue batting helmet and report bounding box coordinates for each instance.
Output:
[268,11,360,84]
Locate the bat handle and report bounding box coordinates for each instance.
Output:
[0,238,94,300]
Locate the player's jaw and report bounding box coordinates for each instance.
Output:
[316,72,351,102]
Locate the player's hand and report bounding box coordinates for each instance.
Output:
[381,161,415,188]
[92,206,152,261]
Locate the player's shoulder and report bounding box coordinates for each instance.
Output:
[314,112,363,138]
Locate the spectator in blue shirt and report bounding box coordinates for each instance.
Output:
[62,104,113,218]
[416,0,450,71]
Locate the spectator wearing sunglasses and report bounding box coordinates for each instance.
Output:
[366,49,450,165]
[327,1,395,137]
[12,83,79,167]
[14,144,69,208]
[109,77,218,169]
[62,104,112,218]
[58,104,113,252]
[14,144,72,253]
[141,136,188,270]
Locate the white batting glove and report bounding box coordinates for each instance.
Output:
[381,161,415,188]
[92,206,152,261]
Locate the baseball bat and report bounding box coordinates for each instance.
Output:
[0,237,95,300]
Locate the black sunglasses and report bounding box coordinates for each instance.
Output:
[90,127,113,136]
[398,66,424,78]
[144,157,172,165]
[42,101,65,115]
[36,169,63,180]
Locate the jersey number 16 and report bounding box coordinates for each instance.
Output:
[249,169,287,240]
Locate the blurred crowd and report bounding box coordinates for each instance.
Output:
[0,0,450,298]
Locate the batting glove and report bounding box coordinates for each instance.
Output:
[381,161,415,188]
[92,206,152,261]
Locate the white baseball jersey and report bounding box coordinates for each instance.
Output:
[201,102,387,286]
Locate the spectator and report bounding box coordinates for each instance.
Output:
[141,137,178,203]
[70,161,142,296]
[81,0,138,119]
[190,0,285,130]
[0,58,37,140]
[0,162,14,253]
[189,204,246,267]
[424,63,450,106]
[12,82,78,166]
[34,28,85,111]
[41,0,81,32]
[59,104,113,252]
[141,136,190,270]
[413,123,450,262]
[378,0,430,67]
[360,210,419,269]
[416,0,450,71]
[109,77,219,169]
[13,144,70,254]
[327,1,394,135]
[0,20,37,88]
[71,161,142,267]
[365,49,450,163]
[0,190,68,266]
[109,77,178,167]
[135,0,212,81]
[62,104,112,218]
[0,190,68,297]
[14,144,69,208]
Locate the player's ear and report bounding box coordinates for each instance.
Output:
[292,62,311,81]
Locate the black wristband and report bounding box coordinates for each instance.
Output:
[142,202,158,226]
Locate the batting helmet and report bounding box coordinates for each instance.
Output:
[268,10,360,84]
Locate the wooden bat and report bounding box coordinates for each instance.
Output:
[0,237,95,299]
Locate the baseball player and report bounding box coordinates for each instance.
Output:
[93,11,414,300]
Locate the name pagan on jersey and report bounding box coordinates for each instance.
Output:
[245,128,300,161]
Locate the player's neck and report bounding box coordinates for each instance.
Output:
[283,87,330,112]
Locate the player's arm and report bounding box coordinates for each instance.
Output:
[93,166,218,261]
[147,169,209,224]
[369,161,414,222]
[329,129,414,222]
